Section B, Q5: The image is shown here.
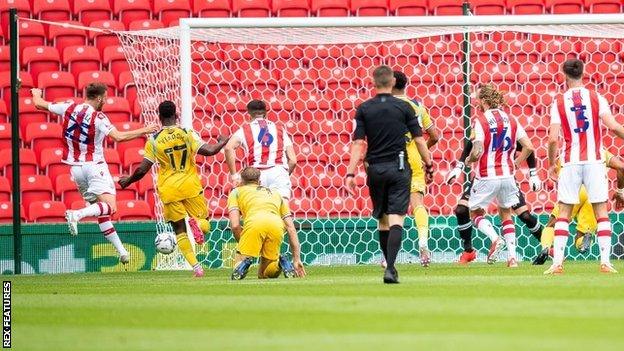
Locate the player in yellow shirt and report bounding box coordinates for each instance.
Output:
[392,71,439,267]
[119,100,228,277]
[534,150,624,265]
[228,167,305,280]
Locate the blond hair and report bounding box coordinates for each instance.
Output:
[478,84,506,110]
[240,167,261,184]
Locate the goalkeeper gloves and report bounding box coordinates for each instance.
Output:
[446,162,464,184]
[529,168,542,192]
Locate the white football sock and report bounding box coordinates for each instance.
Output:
[502,220,516,260]
[597,218,612,265]
[553,219,569,266]
[75,202,112,221]
[99,216,128,257]
[474,216,499,242]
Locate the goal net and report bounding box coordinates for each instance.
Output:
[115,15,624,269]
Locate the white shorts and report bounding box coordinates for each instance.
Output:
[259,166,291,199]
[70,162,116,203]
[468,177,520,210]
[558,163,608,204]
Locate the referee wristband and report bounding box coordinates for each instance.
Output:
[345,173,355,178]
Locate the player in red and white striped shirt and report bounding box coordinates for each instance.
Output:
[224,100,297,199]
[546,59,624,274]
[467,84,534,267]
[31,83,157,263]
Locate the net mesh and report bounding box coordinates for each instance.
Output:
[116,23,624,269]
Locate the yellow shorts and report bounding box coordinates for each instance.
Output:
[237,215,284,261]
[162,194,208,223]
[409,159,426,194]
[551,187,597,234]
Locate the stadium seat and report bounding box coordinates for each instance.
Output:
[548,0,585,13]
[116,200,152,220]
[103,149,122,174]
[507,0,546,14]
[308,172,344,199]
[55,174,83,207]
[25,122,64,155]
[122,147,145,172]
[502,39,542,70]
[11,21,46,56]
[90,20,126,56]
[383,40,423,66]
[311,0,350,16]
[0,100,6,123]
[232,0,271,17]
[102,96,132,123]
[193,0,232,17]
[195,69,239,95]
[113,122,147,157]
[0,0,30,40]
[0,149,37,181]
[0,202,26,223]
[0,46,9,71]
[542,39,579,63]
[19,97,48,135]
[351,0,389,15]
[319,196,360,217]
[237,68,279,93]
[48,21,88,54]
[69,200,97,222]
[118,71,137,107]
[128,19,165,31]
[63,46,102,78]
[279,67,320,93]
[471,0,506,14]
[28,200,67,222]
[40,147,69,184]
[272,0,310,16]
[38,71,76,104]
[0,124,10,150]
[389,0,428,15]
[136,172,153,196]
[289,198,320,218]
[430,0,464,15]
[22,46,61,86]
[586,0,622,13]
[154,0,192,26]
[581,38,620,64]
[1,72,33,109]
[295,143,327,168]
[74,0,113,25]
[33,0,71,21]
[0,176,9,201]
[21,175,54,207]
[423,40,461,64]
[77,71,116,96]
[114,0,152,28]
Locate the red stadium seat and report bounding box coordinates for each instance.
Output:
[195,69,238,95]
[38,71,76,102]
[0,46,9,72]
[0,202,26,223]
[542,39,579,64]
[232,0,271,17]
[0,0,30,40]
[102,96,132,123]
[0,149,37,179]
[104,149,122,174]
[11,21,46,56]
[311,0,350,16]
[290,198,320,218]
[116,200,152,220]
[22,46,61,86]
[55,173,81,207]
[118,71,137,106]
[154,0,192,26]
[48,21,88,54]
[25,122,64,155]
[21,175,54,207]
[33,0,71,21]
[308,172,344,199]
[1,72,33,108]
[0,124,10,150]
[28,200,67,222]
[63,46,102,78]
[128,19,165,31]
[586,0,622,13]
[548,0,585,13]
[74,0,113,25]
[389,0,428,15]
[137,172,153,196]
[0,176,9,201]
[295,143,328,167]
[319,196,360,217]
[90,20,126,56]
[113,122,147,157]
[77,71,116,96]
[114,0,152,28]
[193,0,232,17]
[123,147,145,172]
[0,100,6,123]
[19,97,48,135]
[272,0,310,16]
[472,0,506,14]
[237,68,279,92]
[40,147,69,184]
[69,200,97,221]
[507,0,546,14]
[430,0,464,15]
[351,0,389,15]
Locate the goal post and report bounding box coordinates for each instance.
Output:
[116,14,624,269]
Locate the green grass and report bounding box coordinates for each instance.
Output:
[9,261,624,351]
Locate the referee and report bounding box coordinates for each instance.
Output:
[344,65,433,284]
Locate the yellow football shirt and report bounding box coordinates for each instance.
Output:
[227,184,291,225]
[144,126,205,204]
[397,95,433,168]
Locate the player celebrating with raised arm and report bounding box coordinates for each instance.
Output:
[466,84,534,268]
[223,100,297,199]
[31,83,158,264]
[228,167,305,280]
[392,70,439,267]
[118,101,229,277]
[545,59,624,275]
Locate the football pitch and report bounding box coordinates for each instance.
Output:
[10,262,624,351]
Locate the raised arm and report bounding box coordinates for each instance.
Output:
[601,111,624,140]
[118,159,153,189]
[224,135,242,184]
[283,216,305,277]
[30,88,50,110]
[285,145,297,175]
[109,125,158,142]
[197,135,229,157]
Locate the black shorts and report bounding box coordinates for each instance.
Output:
[367,161,411,219]
[460,178,527,211]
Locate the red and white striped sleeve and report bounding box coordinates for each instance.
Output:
[472,119,485,143]
[597,93,610,117]
[549,100,561,125]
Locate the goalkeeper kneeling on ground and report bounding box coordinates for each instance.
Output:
[228,167,306,280]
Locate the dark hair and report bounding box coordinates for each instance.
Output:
[393,70,408,91]
[246,99,266,113]
[373,65,394,88]
[240,167,261,183]
[85,82,107,100]
[158,100,176,120]
[562,59,584,80]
